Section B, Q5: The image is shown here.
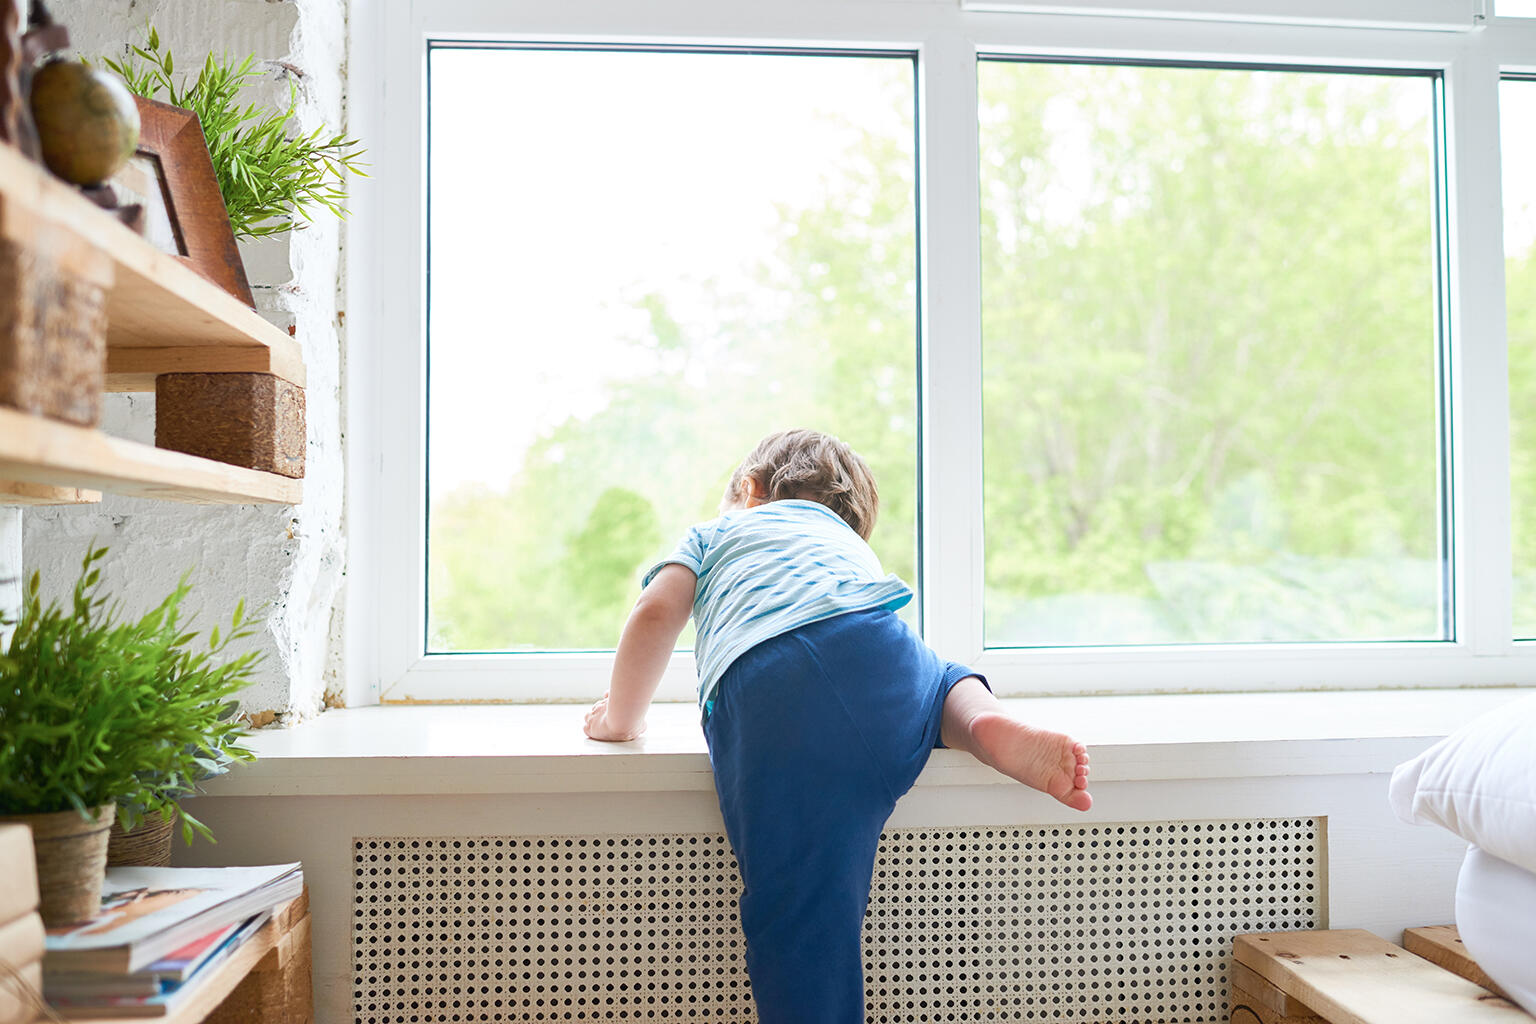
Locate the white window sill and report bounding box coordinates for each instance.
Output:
[203,687,1535,797]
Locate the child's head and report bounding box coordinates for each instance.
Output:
[722,429,880,540]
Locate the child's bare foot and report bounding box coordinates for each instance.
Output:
[967,713,1092,811]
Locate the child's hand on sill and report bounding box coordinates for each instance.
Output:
[584,693,647,742]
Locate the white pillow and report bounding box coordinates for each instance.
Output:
[1389,693,1536,875]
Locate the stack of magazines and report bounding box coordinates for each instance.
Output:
[43,863,303,1018]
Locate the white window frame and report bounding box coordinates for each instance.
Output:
[961,0,1486,31]
[345,0,1536,705]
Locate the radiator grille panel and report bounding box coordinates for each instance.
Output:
[354,818,1322,1023]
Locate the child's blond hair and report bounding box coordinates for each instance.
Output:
[724,429,880,540]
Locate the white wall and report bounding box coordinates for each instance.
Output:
[0,509,19,636]
[13,0,350,721]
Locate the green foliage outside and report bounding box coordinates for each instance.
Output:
[0,547,258,843]
[1511,246,1536,634]
[979,64,1441,644]
[100,27,365,239]
[426,60,1531,654]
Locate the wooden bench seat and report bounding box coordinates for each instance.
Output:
[1231,928,1532,1024]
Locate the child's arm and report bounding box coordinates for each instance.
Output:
[583,563,697,742]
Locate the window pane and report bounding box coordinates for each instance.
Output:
[1507,78,1536,637]
[427,48,917,653]
[979,61,1444,646]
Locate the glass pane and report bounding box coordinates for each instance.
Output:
[1497,0,1536,15]
[979,61,1444,646]
[1507,78,1536,637]
[427,48,917,653]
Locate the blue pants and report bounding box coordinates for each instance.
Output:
[702,608,979,1024]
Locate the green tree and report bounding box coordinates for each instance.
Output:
[978,64,1440,643]
[561,488,664,641]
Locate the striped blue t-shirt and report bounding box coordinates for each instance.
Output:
[643,499,913,711]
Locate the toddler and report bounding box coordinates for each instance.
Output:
[584,428,1091,1024]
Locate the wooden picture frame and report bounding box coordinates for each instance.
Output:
[115,95,254,308]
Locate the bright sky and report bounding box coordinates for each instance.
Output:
[427,49,1534,500]
[427,49,909,498]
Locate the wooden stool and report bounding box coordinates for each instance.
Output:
[1231,929,1531,1024]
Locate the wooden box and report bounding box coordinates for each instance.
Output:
[1232,929,1532,1024]
[0,960,41,1024]
[0,824,43,1024]
[155,372,305,478]
[0,203,113,427]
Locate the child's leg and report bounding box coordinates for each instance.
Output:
[940,677,1093,811]
[703,610,959,1024]
[704,632,896,1024]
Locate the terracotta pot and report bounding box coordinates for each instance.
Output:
[0,805,112,926]
[108,814,175,867]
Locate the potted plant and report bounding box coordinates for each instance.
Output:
[108,744,246,868]
[0,545,259,925]
[100,27,366,242]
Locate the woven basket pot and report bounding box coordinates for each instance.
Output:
[0,805,113,926]
[107,814,175,867]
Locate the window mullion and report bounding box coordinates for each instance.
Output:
[1447,41,1514,653]
[371,0,433,694]
[919,31,988,663]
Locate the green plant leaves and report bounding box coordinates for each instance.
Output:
[0,545,260,844]
[97,28,366,241]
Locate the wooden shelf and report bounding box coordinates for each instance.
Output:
[0,407,302,505]
[0,144,305,506]
[0,479,100,505]
[0,144,304,391]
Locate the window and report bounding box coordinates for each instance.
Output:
[1507,76,1536,637]
[353,2,1536,701]
[425,46,919,655]
[978,60,1445,646]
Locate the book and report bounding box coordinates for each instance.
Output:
[143,918,247,981]
[42,914,260,998]
[44,970,165,999]
[45,912,270,1019]
[0,824,39,925]
[44,863,301,974]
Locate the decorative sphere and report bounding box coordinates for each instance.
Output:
[29,60,141,187]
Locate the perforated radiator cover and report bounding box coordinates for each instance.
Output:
[354,818,1322,1023]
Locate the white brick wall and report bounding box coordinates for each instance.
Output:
[11,0,350,722]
